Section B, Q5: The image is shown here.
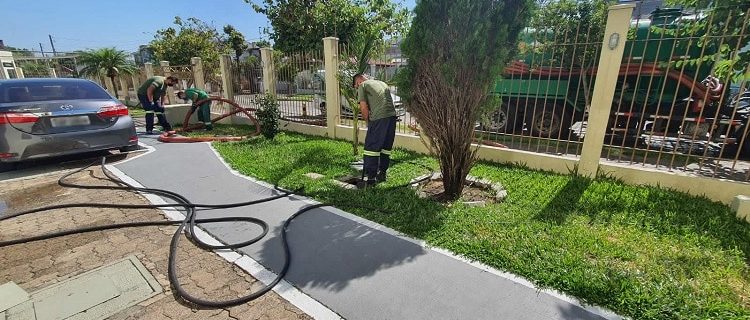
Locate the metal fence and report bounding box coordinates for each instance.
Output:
[12,53,81,79]
[602,5,750,182]
[470,2,604,156]
[272,50,326,126]
[229,57,263,116]
[203,62,223,99]
[337,42,415,134]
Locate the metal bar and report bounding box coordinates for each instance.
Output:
[671,6,719,170]
[534,8,567,154]
[618,15,654,164]
[650,8,689,169]
[636,12,672,167]
[545,15,576,155]
[560,19,585,156]
[711,7,750,178]
[690,8,734,174]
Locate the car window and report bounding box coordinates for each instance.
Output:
[0,81,111,103]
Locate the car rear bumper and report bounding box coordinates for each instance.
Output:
[0,116,137,163]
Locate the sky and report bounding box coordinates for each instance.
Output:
[3,0,416,54]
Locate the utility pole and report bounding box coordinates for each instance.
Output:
[39,43,50,68]
[48,35,57,56]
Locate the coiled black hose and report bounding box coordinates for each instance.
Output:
[0,156,433,308]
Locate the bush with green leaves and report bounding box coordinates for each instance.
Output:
[254,93,281,139]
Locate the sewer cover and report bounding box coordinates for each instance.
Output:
[4,256,162,320]
[33,274,120,320]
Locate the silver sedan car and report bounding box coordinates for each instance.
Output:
[0,78,137,171]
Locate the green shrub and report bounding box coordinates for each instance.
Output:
[254,93,281,139]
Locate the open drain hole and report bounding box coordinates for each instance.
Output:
[337,175,362,186]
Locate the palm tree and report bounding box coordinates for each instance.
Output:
[78,48,137,99]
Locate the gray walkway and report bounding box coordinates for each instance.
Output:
[115,136,621,320]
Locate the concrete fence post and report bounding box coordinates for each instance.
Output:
[219,54,235,124]
[15,67,24,79]
[131,74,140,96]
[260,48,276,97]
[49,67,57,78]
[219,54,235,101]
[577,3,635,177]
[104,77,115,97]
[144,62,154,78]
[191,57,205,90]
[323,37,340,138]
[160,61,175,104]
[119,76,129,100]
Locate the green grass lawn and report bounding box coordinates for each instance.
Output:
[213,132,750,320]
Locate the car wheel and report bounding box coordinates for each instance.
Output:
[119,144,140,153]
[681,121,711,139]
[483,106,510,133]
[529,102,570,139]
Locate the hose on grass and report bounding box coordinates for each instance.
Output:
[159,97,260,143]
[0,155,434,308]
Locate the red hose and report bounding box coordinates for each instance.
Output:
[158,97,261,143]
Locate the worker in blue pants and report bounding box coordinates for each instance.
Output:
[353,73,398,187]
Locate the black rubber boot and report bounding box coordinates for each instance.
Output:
[356,177,378,189]
[377,171,387,182]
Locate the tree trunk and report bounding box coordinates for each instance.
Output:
[437,135,473,201]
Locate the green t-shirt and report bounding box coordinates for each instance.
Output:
[184,88,209,102]
[137,76,167,99]
[357,79,396,121]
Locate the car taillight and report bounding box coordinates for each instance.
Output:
[0,112,39,125]
[98,104,129,118]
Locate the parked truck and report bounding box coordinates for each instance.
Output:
[487,7,748,155]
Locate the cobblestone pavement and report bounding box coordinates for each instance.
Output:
[0,167,312,320]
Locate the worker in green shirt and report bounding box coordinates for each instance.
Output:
[353,73,398,187]
[137,75,179,134]
[177,88,213,131]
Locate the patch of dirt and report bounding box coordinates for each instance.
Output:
[420,180,497,203]
[2,181,66,212]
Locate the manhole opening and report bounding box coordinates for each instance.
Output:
[337,175,362,186]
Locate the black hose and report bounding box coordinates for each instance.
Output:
[0,157,324,308]
[0,156,435,308]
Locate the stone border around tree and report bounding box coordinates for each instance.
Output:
[409,172,507,206]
